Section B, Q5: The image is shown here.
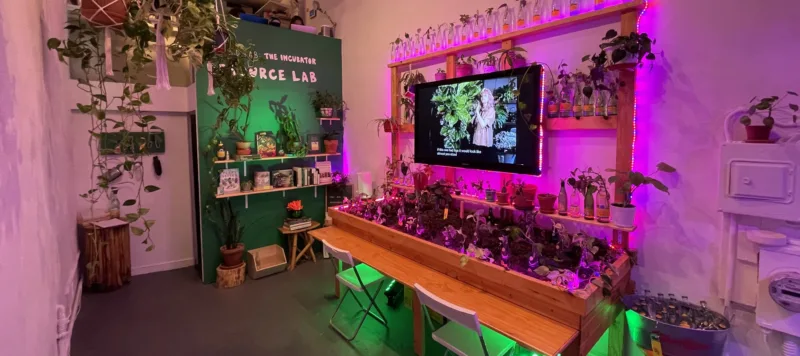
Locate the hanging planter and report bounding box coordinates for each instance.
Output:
[81,0,129,28]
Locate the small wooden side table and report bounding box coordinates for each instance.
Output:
[278,221,321,271]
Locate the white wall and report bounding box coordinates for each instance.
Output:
[314,0,800,354]
[0,0,77,355]
[70,85,197,276]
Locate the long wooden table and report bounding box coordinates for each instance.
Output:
[310,226,579,356]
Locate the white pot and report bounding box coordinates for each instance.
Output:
[610,204,636,228]
[320,108,334,117]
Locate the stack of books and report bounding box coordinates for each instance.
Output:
[284,217,312,231]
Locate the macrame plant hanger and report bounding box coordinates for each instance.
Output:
[207,0,229,96]
[80,0,130,77]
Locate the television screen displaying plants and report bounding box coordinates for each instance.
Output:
[414,66,542,175]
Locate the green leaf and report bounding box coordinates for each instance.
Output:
[146,245,155,252]
[123,199,137,206]
[113,121,125,129]
[123,160,134,171]
[645,177,670,194]
[134,83,147,93]
[150,125,163,131]
[88,130,101,139]
[141,93,151,104]
[144,185,160,193]
[93,94,107,102]
[142,115,157,123]
[138,208,150,216]
[739,116,752,126]
[47,38,61,49]
[656,162,677,173]
[790,104,799,112]
[608,176,618,184]
[629,172,645,186]
[144,220,155,228]
[131,226,145,236]
[77,103,92,113]
[581,54,591,62]
[126,213,140,222]
[130,100,142,106]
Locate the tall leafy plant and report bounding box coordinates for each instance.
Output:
[430,81,483,149]
[607,162,677,207]
[270,95,307,157]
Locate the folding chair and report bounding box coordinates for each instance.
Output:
[414,283,516,356]
[323,240,389,341]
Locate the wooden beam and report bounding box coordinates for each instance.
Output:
[387,1,645,68]
[412,289,423,355]
[391,66,401,162]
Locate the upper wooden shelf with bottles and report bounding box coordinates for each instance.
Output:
[387,0,645,69]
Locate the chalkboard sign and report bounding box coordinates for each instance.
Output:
[99,132,165,155]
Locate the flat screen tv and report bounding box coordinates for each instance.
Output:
[414,65,543,175]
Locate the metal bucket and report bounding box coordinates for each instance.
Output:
[623,295,730,356]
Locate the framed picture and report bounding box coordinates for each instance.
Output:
[255,131,277,158]
[306,134,321,154]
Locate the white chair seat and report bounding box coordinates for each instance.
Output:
[336,263,384,292]
[432,321,516,356]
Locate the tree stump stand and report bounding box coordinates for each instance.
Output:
[80,219,131,292]
[216,263,245,289]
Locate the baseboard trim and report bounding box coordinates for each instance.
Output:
[132,258,195,276]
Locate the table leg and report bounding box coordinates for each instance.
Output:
[289,234,298,271]
[412,289,422,356]
[296,235,315,264]
[306,233,317,263]
[334,258,340,298]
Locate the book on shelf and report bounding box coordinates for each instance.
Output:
[284,222,313,230]
[316,161,332,184]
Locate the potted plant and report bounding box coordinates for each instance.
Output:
[556,63,574,117]
[478,52,499,73]
[497,179,511,205]
[459,14,472,43]
[485,182,497,202]
[322,131,340,154]
[597,29,657,67]
[494,130,517,164]
[229,120,252,156]
[606,162,677,228]
[210,199,248,267]
[568,169,598,220]
[739,92,798,142]
[80,0,128,27]
[511,181,534,209]
[456,54,475,77]
[370,115,402,135]
[489,47,528,70]
[454,176,465,195]
[309,90,343,118]
[413,164,433,193]
[435,68,447,81]
[537,193,557,214]
[287,200,304,219]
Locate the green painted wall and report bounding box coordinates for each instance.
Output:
[195,21,343,283]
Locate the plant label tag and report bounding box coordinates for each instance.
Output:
[443,208,448,220]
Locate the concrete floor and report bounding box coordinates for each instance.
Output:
[72,257,421,356]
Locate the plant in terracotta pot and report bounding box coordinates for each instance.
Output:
[496,178,511,205]
[210,199,248,267]
[456,54,475,77]
[606,162,677,228]
[370,115,402,135]
[412,164,433,193]
[511,180,535,210]
[454,176,465,195]
[489,47,528,70]
[322,131,340,154]
[435,68,447,81]
[478,52,499,73]
[739,92,798,142]
[537,193,557,214]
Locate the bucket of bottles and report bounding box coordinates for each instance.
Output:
[623,294,730,356]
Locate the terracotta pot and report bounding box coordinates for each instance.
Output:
[456,64,474,77]
[323,139,339,154]
[514,194,532,210]
[522,185,538,202]
[320,108,334,117]
[745,125,773,142]
[413,172,428,192]
[235,141,252,149]
[236,148,250,156]
[434,72,447,81]
[537,194,557,214]
[496,191,509,205]
[220,243,244,267]
[482,65,496,74]
[383,121,396,132]
[81,0,129,27]
[610,204,636,228]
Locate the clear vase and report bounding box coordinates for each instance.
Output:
[569,0,581,16]
[595,92,608,116]
[502,7,515,33]
[107,188,121,218]
[485,13,497,37]
[572,79,583,117]
[458,24,468,44]
[474,16,485,40]
[517,4,528,29]
[531,1,544,24]
[568,189,582,218]
[551,0,564,20]
[390,42,396,62]
[607,94,618,116]
[447,26,455,47]
[413,34,422,56]
[596,189,610,223]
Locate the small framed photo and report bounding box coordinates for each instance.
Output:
[306,134,321,154]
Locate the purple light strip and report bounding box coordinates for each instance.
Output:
[631,0,649,169]
[537,67,545,176]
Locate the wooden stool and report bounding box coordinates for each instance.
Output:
[78,217,131,292]
[278,221,321,271]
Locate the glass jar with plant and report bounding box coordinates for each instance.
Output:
[473,11,484,40]
[606,162,677,228]
[423,26,434,54]
[270,95,307,157]
[436,23,448,50]
[321,131,340,154]
[455,55,476,78]
[580,74,596,117]
[403,33,412,57]
[530,0,544,24]
[446,23,456,47]
[516,0,529,28]
[572,71,586,119]
[594,0,606,10]
[458,15,471,44]
[556,63,574,117]
[739,92,799,142]
[478,53,499,73]
[569,0,581,16]
[499,4,514,33]
[485,7,500,37]
[568,169,598,220]
[551,0,564,20]
[414,28,423,56]
[435,68,447,81]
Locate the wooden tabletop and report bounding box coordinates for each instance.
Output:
[278,221,321,234]
[309,226,578,356]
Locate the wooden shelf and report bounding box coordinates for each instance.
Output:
[387,0,644,69]
[319,117,341,124]
[215,153,340,165]
[545,115,618,131]
[391,184,635,232]
[216,183,331,199]
[399,123,414,133]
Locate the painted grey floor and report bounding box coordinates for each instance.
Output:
[72,256,416,356]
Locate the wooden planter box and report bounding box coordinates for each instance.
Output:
[329,207,631,355]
